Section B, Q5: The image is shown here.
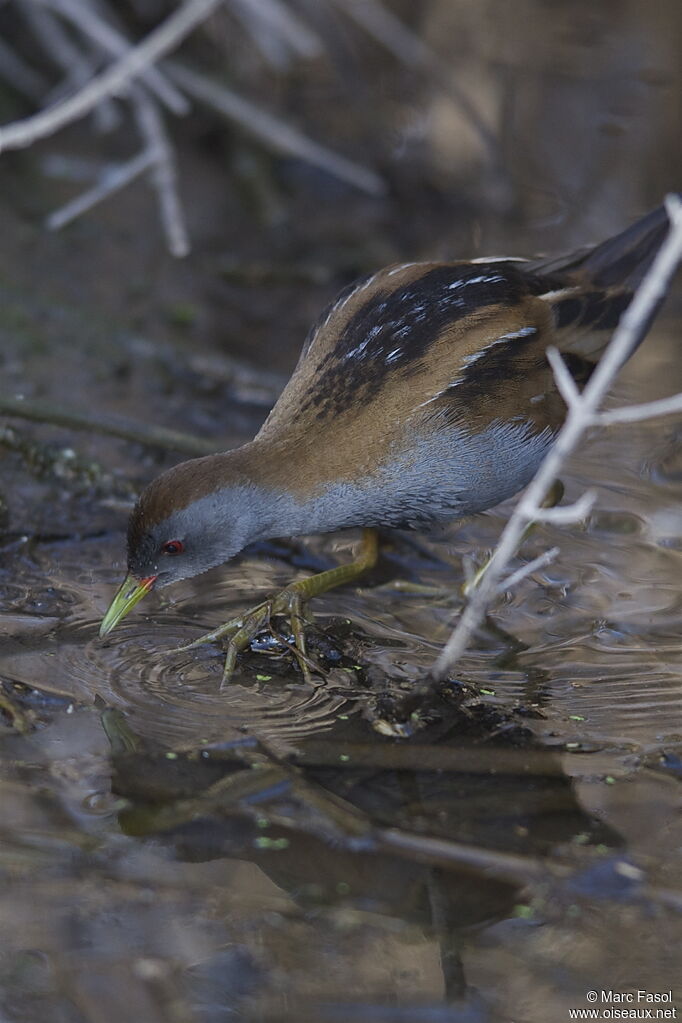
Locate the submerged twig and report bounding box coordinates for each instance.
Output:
[375,827,550,886]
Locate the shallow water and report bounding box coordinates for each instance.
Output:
[1,332,681,1021]
[1,0,682,1015]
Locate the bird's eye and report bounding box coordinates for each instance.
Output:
[161,540,184,555]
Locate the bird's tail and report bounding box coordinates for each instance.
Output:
[532,198,677,362]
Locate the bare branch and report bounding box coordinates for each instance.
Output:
[46,150,155,230]
[21,1,120,133]
[40,0,189,115]
[498,547,560,594]
[546,346,582,409]
[431,194,682,681]
[597,392,682,426]
[167,60,385,196]
[230,0,324,67]
[0,0,224,153]
[520,490,596,524]
[132,91,190,257]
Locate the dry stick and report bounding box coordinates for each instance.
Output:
[166,61,386,196]
[0,0,224,153]
[46,149,155,230]
[40,0,189,115]
[132,90,189,257]
[21,1,120,135]
[432,194,682,681]
[598,392,682,425]
[23,5,116,131]
[232,0,324,66]
[0,396,219,456]
[27,0,191,252]
[498,547,560,593]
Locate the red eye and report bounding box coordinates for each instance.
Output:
[162,540,184,555]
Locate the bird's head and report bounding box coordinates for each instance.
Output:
[99,453,263,637]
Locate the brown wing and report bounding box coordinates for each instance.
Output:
[253,204,668,497]
[257,259,562,436]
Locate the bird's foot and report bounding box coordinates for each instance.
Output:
[171,586,318,685]
[171,528,380,686]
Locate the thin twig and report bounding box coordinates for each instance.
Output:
[432,195,682,681]
[498,547,559,594]
[0,0,224,153]
[376,826,552,886]
[230,0,323,67]
[597,393,682,425]
[529,491,596,524]
[20,1,120,133]
[167,60,386,196]
[46,150,155,230]
[132,90,189,257]
[40,0,189,115]
[546,346,581,408]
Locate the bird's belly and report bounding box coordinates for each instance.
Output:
[308,421,555,531]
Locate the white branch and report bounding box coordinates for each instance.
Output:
[46,149,155,230]
[167,60,385,196]
[432,194,682,680]
[230,0,323,67]
[546,346,581,409]
[597,392,682,426]
[132,91,190,258]
[520,489,596,524]
[40,0,189,115]
[498,547,560,594]
[0,0,224,153]
[21,1,120,133]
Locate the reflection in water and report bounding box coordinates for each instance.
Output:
[1,0,681,1012]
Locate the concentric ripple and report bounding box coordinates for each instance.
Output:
[2,615,351,749]
[1,386,681,756]
[0,541,352,750]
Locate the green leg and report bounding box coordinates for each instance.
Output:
[172,529,379,682]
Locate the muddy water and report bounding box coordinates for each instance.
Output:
[1,328,681,1021]
[1,0,682,1017]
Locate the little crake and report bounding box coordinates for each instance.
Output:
[100,204,671,679]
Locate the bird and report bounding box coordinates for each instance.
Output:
[100,202,671,681]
